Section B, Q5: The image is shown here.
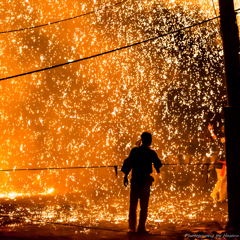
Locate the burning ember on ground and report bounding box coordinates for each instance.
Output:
[0,0,238,229]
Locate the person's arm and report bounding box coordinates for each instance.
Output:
[121,150,134,186]
[123,174,128,187]
[152,151,162,173]
[122,160,130,187]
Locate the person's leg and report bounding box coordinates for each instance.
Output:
[219,174,228,201]
[210,169,222,200]
[138,183,151,231]
[129,181,139,231]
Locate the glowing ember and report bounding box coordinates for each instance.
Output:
[0,0,237,228]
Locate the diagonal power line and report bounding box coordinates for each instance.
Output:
[210,0,222,38]
[0,15,220,82]
[0,0,127,34]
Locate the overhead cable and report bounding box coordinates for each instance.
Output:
[0,0,127,34]
[210,0,222,38]
[0,15,220,82]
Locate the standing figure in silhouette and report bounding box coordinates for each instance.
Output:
[208,123,227,202]
[121,132,162,234]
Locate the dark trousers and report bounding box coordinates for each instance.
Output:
[129,179,151,231]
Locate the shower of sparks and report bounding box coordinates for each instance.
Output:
[0,0,238,229]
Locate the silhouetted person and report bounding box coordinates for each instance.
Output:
[121,132,162,234]
[209,123,227,202]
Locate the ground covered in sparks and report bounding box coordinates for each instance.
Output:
[0,219,227,240]
[0,167,228,240]
[0,200,227,239]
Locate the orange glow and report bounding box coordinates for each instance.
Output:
[0,0,235,227]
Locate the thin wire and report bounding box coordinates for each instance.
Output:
[0,165,118,172]
[0,0,128,34]
[0,15,220,82]
[210,0,222,38]
[0,163,219,172]
[2,4,239,35]
[211,0,218,19]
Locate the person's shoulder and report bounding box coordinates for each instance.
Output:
[149,148,157,153]
[131,147,139,150]
[149,149,159,157]
[129,147,140,158]
[130,147,139,153]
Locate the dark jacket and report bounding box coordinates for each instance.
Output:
[121,145,162,182]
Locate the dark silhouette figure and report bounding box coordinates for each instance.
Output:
[121,132,162,234]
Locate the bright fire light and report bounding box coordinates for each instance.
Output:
[0,0,238,229]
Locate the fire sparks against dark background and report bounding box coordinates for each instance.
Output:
[0,0,238,226]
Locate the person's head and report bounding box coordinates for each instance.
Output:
[141,132,152,146]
